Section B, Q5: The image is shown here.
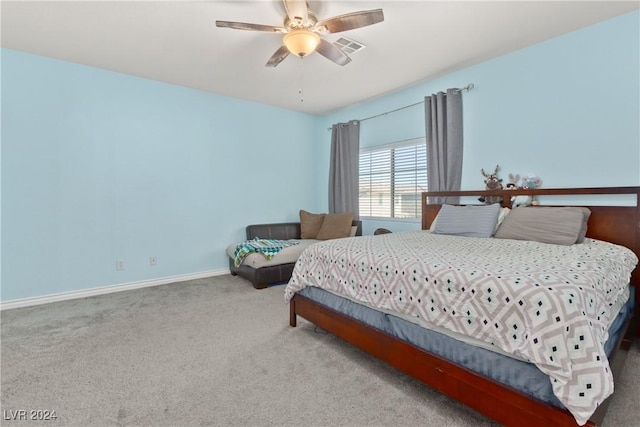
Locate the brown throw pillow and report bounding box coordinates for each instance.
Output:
[300,210,325,239]
[316,213,354,240]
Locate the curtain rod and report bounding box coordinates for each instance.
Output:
[327,83,474,130]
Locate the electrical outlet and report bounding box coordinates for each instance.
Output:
[150,256,158,266]
[116,260,125,271]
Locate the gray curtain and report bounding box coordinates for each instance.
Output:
[424,89,463,204]
[328,120,360,217]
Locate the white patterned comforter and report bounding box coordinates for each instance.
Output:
[284,231,638,425]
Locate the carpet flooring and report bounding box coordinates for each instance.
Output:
[1,275,638,426]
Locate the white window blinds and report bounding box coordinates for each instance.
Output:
[359,138,427,219]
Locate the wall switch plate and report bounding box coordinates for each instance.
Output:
[116,260,125,271]
[150,256,158,266]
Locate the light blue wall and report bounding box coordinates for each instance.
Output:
[2,11,639,302]
[317,11,640,235]
[1,49,319,302]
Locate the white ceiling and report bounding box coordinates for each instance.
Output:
[2,1,638,115]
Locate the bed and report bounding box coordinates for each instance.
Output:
[285,186,639,427]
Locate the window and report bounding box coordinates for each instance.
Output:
[359,138,427,219]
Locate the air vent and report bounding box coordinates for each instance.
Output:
[333,37,366,55]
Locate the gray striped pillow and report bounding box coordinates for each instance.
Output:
[432,203,502,238]
[494,207,586,245]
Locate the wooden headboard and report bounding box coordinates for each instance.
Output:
[422,187,640,328]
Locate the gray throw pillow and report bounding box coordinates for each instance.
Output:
[494,207,586,245]
[431,203,502,238]
[574,207,592,243]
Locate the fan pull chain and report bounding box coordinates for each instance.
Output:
[298,57,304,103]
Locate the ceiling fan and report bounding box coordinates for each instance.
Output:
[216,0,384,67]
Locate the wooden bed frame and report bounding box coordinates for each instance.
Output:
[289,186,639,427]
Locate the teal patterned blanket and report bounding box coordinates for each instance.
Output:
[233,237,300,267]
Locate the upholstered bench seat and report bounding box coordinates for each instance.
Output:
[225,239,319,269]
[228,219,362,289]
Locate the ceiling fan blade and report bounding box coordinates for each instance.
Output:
[316,38,351,66]
[316,9,384,33]
[216,21,285,33]
[283,0,309,25]
[265,45,291,67]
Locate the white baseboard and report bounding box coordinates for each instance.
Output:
[0,269,230,311]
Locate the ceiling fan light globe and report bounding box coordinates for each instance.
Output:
[283,30,320,57]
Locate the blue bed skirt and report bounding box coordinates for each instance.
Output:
[297,286,635,408]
